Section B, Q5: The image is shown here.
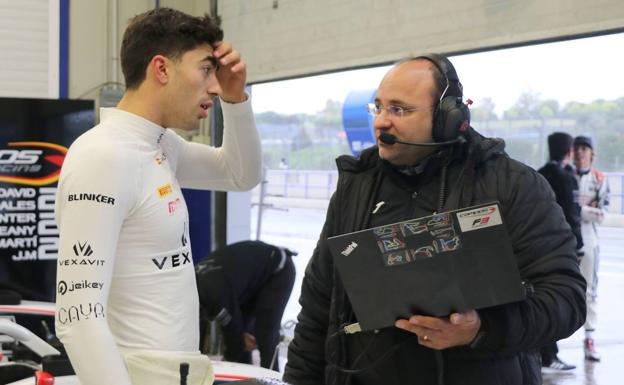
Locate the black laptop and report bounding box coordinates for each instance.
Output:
[327,202,526,331]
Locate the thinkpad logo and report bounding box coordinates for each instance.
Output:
[341,242,358,257]
[73,242,93,257]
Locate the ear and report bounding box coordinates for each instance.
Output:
[149,55,170,85]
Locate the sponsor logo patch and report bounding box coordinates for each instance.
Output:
[58,280,104,295]
[67,193,115,205]
[57,302,105,324]
[0,141,68,186]
[57,241,105,267]
[155,152,167,165]
[157,183,173,198]
[168,198,182,214]
[73,241,93,257]
[152,252,191,270]
[457,204,502,232]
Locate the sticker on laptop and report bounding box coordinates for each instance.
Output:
[456,204,502,232]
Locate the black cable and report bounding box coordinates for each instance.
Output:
[325,328,413,375]
[349,332,378,369]
[179,362,189,385]
[435,350,445,385]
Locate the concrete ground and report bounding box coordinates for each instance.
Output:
[542,226,624,385]
[252,202,624,383]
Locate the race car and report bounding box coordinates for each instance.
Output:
[1,300,285,385]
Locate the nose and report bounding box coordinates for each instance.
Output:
[206,76,221,97]
[373,111,392,132]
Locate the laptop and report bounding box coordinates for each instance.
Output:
[327,202,526,331]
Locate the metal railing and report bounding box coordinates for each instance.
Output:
[253,169,624,214]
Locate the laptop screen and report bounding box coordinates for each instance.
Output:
[327,202,526,331]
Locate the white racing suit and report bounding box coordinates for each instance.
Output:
[55,98,261,385]
[575,168,610,332]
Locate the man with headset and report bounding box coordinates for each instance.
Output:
[283,55,586,385]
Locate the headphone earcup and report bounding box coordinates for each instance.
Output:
[433,96,470,143]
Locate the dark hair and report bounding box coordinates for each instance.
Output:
[548,132,573,161]
[120,7,223,89]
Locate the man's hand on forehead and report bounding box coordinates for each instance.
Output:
[211,41,247,103]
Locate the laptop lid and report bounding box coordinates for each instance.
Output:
[327,202,526,331]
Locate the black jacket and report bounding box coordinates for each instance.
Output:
[283,129,586,385]
[196,241,288,355]
[537,161,583,250]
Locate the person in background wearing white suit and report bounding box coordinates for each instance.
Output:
[573,135,609,362]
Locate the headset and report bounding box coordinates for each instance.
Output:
[415,53,471,144]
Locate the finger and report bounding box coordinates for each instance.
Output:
[408,315,447,331]
[229,61,246,73]
[220,50,241,67]
[395,319,438,337]
[450,310,479,325]
[213,41,231,58]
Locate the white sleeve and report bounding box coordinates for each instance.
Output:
[55,142,137,385]
[581,205,605,224]
[174,95,262,191]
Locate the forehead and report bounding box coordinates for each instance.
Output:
[376,60,437,103]
[179,43,215,64]
[574,145,592,151]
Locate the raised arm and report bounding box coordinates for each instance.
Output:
[172,96,262,191]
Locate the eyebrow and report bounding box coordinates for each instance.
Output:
[374,98,412,107]
[200,55,218,68]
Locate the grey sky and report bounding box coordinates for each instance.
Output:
[251,32,624,117]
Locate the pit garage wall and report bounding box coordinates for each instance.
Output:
[219,0,624,83]
[68,0,624,96]
[63,0,624,247]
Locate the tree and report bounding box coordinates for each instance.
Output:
[470,97,498,121]
[537,99,559,118]
[504,91,542,119]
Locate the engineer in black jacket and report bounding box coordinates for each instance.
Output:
[537,132,583,372]
[283,54,586,385]
[196,240,296,370]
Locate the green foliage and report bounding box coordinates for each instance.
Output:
[256,92,624,172]
[256,99,351,170]
[470,97,498,121]
[473,92,624,171]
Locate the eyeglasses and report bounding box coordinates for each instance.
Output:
[367,103,430,118]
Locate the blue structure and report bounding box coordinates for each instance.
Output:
[181,188,211,263]
[341,89,377,156]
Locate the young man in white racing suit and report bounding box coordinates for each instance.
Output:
[573,135,609,362]
[54,8,261,385]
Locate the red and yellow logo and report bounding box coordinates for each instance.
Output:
[0,141,68,186]
[157,183,173,198]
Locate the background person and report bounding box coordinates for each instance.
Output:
[574,135,610,362]
[537,132,583,372]
[196,240,296,370]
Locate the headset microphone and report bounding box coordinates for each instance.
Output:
[378,132,465,147]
